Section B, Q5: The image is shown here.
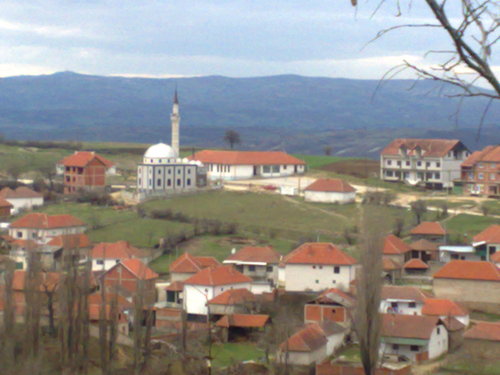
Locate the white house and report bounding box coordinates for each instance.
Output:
[282,242,357,292]
[90,240,150,271]
[472,224,500,262]
[169,252,220,282]
[189,150,306,181]
[380,314,448,362]
[183,265,252,317]
[9,213,86,242]
[0,187,44,214]
[379,285,429,315]
[304,178,356,204]
[380,138,470,189]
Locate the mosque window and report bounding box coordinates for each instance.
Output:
[187,179,191,186]
[187,169,191,174]
[158,169,161,174]
[157,179,161,186]
[168,169,171,174]
[167,179,171,186]
[177,179,181,186]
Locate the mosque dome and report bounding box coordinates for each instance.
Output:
[144,143,177,159]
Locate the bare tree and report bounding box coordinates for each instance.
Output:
[410,199,428,225]
[223,130,241,150]
[355,205,384,375]
[323,145,333,156]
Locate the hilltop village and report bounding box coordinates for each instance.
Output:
[0,94,499,375]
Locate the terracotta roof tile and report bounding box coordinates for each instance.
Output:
[165,281,184,292]
[208,288,256,305]
[304,178,356,193]
[91,241,145,259]
[381,138,464,158]
[314,288,355,306]
[383,258,402,271]
[403,258,429,269]
[410,239,439,251]
[184,265,252,286]
[383,234,411,255]
[189,150,305,166]
[441,317,465,332]
[280,323,327,352]
[283,242,357,266]
[112,259,158,280]
[381,285,430,302]
[47,233,91,248]
[381,314,441,340]
[224,246,281,264]
[422,298,468,317]
[88,292,132,309]
[12,270,62,292]
[0,198,13,208]
[169,252,220,274]
[492,252,500,263]
[410,222,446,236]
[433,260,500,281]
[215,314,269,328]
[473,225,500,244]
[0,186,43,199]
[10,213,85,229]
[464,321,500,342]
[59,151,114,168]
[462,145,500,167]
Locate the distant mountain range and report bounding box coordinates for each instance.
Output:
[0,71,498,157]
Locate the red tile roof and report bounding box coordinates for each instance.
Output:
[462,145,500,167]
[381,285,430,303]
[47,233,91,248]
[165,281,184,292]
[12,270,62,292]
[113,259,158,280]
[304,178,356,193]
[464,321,500,342]
[381,314,441,340]
[314,288,355,306]
[10,213,85,229]
[184,265,252,286]
[0,198,13,208]
[410,222,446,236]
[383,234,411,255]
[59,151,114,168]
[224,246,281,264]
[473,225,500,244]
[422,298,468,317]
[492,252,500,263]
[280,323,327,352]
[383,258,402,271]
[189,150,306,166]
[403,258,429,269]
[409,239,439,252]
[88,292,132,309]
[441,317,465,332]
[169,252,220,274]
[215,314,269,328]
[0,186,43,199]
[91,241,144,259]
[433,260,500,281]
[381,138,464,158]
[283,242,357,266]
[208,288,256,305]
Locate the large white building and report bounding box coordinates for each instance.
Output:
[189,150,306,181]
[380,138,470,189]
[136,91,207,196]
[0,187,44,214]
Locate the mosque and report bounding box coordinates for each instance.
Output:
[136,91,207,197]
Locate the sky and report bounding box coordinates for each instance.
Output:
[0,0,498,82]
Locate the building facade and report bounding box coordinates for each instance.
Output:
[461,145,499,197]
[380,139,470,189]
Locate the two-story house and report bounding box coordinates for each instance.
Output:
[379,285,430,315]
[460,145,499,197]
[380,139,470,189]
[90,240,150,271]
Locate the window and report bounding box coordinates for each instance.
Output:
[167,179,172,186]
[391,302,398,308]
[409,302,416,308]
[490,174,496,180]
[434,172,440,179]
[263,166,271,173]
[478,173,484,180]
[220,288,224,292]
[437,327,440,334]
[436,162,441,168]
[158,169,161,174]
[426,162,431,167]
[204,288,208,293]
[266,266,273,272]
[187,178,191,186]
[66,176,70,182]
[283,165,287,170]
[410,345,419,352]
[405,161,410,166]
[96,260,104,265]
[392,344,399,350]
[397,161,401,167]
[417,161,422,167]
[332,280,336,284]
[312,265,316,269]
[319,265,323,269]
[177,179,181,186]
[334,266,340,274]
[387,160,392,166]
[248,265,256,271]
[168,169,171,174]
[315,280,319,284]
[386,170,393,177]
[157,178,161,186]
[187,169,191,174]
[116,259,120,263]
[272,165,280,173]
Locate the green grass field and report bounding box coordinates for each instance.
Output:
[444,214,500,238]
[292,154,354,169]
[211,342,264,368]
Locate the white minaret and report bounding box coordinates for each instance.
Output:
[170,89,180,157]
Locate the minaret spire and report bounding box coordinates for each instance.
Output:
[171,87,180,157]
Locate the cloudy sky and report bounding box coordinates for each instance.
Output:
[0,0,498,81]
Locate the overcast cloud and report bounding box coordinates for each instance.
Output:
[0,0,498,81]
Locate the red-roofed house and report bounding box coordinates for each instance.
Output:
[380,314,448,362]
[278,321,347,365]
[0,186,44,214]
[304,288,354,324]
[183,265,252,317]
[304,178,356,204]
[223,246,281,287]
[189,150,306,181]
[282,242,357,292]
[380,138,469,189]
[101,258,158,304]
[216,313,270,342]
[461,145,500,197]
[422,298,469,327]
[379,285,430,315]
[472,224,500,262]
[207,288,256,315]
[410,221,447,243]
[463,321,500,359]
[58,151,115,194]
[91,241,149,271]
[433,260,500,313]
[169,252,220,282]
[382,234,411,268]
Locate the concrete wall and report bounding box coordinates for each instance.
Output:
[280,346,326,366]
[433,278,500,314]
[184,282,251,315]
[7,197,44,214]
[284,264,355,292]
[206,164,305,181]
[428,324,448,359]
[304,191,356,204]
